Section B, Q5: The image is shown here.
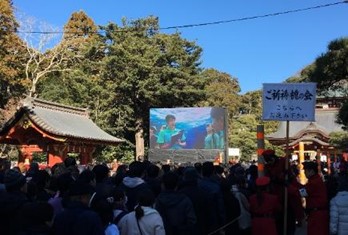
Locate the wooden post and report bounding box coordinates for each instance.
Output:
[257,125,265,177]
[316,148,322,174]
[80,152,91,165]
[299,142,306,184]
[327,150,331,175]
[79,146,95,165]
[283,120,290,235]
[46,145,66,167]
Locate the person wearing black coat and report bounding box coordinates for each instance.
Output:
[118,161,151,211]
[221,180,241,235]
[179,167,211,235]
[0,169,29,235]
[53,183,104,235]
[145,164,162,197]
[155,172,196,235]
[198,162,226,233]
[17,202,55,235]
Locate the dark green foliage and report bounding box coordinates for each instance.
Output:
[285,75,307,83]
[286,38,348,131]
[230,115,258,160]
[303,37,348,130]
[200,69,241,116]
[37,16,206,162]
[32,152,47,163]
[229,113,282,161]
[302,38,348,93]
[96,17,205,157]
[240,90,262,116]
[337,102,348,130]
[329,131,348,149]
[2,9,286,163]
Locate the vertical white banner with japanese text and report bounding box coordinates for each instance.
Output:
[262,83,316,121]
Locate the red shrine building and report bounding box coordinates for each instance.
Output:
[0,97,123,167]
[267,94,346,161]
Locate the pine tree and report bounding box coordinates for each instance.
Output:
[62,10,99,56]
[63,10,98,40]
[98,17,205,158]
[200,68,241,116]
[38,10,103,106]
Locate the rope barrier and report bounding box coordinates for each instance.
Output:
[207,215,241,235]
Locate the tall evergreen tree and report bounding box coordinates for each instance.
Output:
[38,10,103,107]
[98,17,205,158]
[63,10,98,41]
[200,68,241,116]
[302,37,348,129]
[301,38,348,92]
[62,10,100,60]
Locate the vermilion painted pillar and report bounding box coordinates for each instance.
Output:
[79,146,95,165]
[80,152,92,165]
[47,151,63,167]
[257,125,265,177]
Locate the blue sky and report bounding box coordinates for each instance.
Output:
[13,0,348,93]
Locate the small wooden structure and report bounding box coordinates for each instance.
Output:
[0,97,123,166]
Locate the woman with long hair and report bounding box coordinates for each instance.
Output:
[249,176,281,235]
[118,189,165,235]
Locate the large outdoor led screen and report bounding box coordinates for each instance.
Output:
[149,107,227,150]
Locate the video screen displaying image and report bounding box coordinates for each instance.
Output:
[149,107,226,150]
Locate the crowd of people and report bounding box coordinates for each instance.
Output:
[0,149,348,235]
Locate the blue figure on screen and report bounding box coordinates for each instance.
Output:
[210,108,225,149]
[157,114,186,149]
[204,123,220,149]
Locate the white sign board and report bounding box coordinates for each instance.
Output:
[262,83,316,121]
[228,148,240,157]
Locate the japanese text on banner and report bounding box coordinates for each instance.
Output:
[262,83,316,121]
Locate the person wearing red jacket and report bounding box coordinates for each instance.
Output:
[262,150,286,201]
[262,150,305,235]
[249,176,281,235]
[299,161,329,235]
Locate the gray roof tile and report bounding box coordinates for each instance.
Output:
[1,97,124,145]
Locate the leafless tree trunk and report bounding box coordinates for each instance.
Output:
[135,118,145,160]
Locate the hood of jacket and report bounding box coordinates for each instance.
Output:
[156,191,187,207]
[334,191,348,207]
[122,176,144,188]
[142,206,159,216]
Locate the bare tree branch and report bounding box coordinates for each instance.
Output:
[18,14,73,97]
